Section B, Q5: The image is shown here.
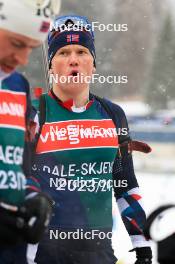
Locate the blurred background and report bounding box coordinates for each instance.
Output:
[21,0,175,263]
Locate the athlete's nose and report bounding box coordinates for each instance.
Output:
[69,52,79,66]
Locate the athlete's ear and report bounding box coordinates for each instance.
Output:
[49,67,54,74]
[92,66,96,74]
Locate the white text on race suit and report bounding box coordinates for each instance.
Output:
[0,145,23,165]
[32,161,114,177]
[0,170,26,190]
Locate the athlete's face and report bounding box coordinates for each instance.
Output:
[0,29,41,73]
[51,44,95,97]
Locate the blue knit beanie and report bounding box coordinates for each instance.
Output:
[48,16,96,68]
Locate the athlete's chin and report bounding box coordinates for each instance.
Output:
[0,63,16,74]
[59,83,88,95]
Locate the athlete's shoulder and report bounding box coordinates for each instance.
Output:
[93,94,127,120]
[4,71,30,93]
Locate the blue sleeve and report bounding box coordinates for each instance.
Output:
[109,102,150,247]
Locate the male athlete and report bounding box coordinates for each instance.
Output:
[30,15,153,264]
[0,0,60,261]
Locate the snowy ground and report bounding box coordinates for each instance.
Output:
[112,171,175,264]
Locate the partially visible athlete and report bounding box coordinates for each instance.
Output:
[0,0,61,262]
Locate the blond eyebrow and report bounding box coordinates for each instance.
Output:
[58,46,88,52]
[58,47,71,52]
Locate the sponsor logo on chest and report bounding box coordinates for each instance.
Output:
[37,119,119,153]
[0,90,26,130]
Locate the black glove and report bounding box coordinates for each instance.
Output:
[0,193,53,246]
[130,247,152,264]
[0,203,25,246]
[19,192,53,244]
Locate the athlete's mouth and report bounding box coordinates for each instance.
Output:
[69,70,79,77]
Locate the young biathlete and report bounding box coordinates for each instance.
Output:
[0,0,60,262]
[30,15,153,264]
